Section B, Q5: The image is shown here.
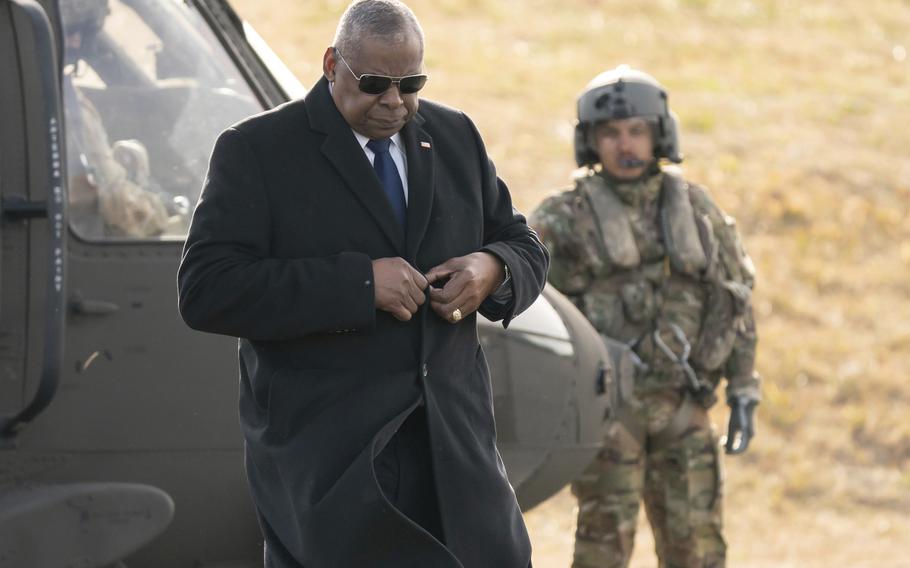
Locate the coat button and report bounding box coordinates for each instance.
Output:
[422,364,428,377]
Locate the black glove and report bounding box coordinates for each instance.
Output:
[724,395,757,455]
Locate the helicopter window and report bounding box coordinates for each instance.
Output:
[61,0,264,241]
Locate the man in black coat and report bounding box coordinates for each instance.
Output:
[177,1,548,566]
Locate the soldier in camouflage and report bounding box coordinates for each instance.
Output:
[61,0,171,239]
[530,66,760,568]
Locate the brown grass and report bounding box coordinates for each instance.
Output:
[231,0,910,565]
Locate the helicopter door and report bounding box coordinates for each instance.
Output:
[12,0,270,563]
[0,0,67,444]
[21,0,266,450]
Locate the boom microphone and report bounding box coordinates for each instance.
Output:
[619,157,648,168]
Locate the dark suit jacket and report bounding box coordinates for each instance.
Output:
[177,77,548,567]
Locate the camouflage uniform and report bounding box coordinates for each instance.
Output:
[61,0,170,239]
[530,167,759,568]
[63,75,170,239]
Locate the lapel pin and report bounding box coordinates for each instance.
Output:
[420,141,432,149]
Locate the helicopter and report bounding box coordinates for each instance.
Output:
[0,0,614,565]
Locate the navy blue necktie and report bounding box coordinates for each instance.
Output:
[367,138,407,226]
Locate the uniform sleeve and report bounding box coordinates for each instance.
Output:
[529,190,594,297]
[691,186,761,403]
[721,224,761,402]
[177,127,376,340]
[74,86,170,238]
[96,177,169,238]
[457,113,549,327]
[724,303,761,402]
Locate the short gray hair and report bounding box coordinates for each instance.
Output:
[333,0,424,59]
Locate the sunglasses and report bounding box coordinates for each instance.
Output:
[335,49,428,95]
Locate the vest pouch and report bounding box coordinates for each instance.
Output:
[582,292,626,339]
[619,280,657,324]
[599,334,640,412]
[691,279,749,371]
[570,206,608,280]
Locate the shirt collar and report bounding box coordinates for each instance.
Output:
[352,130,404,155]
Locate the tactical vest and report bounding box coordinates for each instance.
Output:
[572,171,750,376]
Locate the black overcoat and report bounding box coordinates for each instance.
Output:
[177,78,548,567]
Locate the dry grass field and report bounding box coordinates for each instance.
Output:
[230,0,910,566]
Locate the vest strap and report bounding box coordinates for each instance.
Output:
[660,171,708,275]
[578,175,640,269]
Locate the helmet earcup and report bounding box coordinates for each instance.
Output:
[658,111,683,163]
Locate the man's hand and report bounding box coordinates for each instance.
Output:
[724,396,757,455]
[425,252,505,323]
[372,257,428,321]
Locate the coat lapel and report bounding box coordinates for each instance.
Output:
[306,78,405,254]
[400,114,435,263]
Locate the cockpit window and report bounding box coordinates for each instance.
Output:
[61,0,265,241]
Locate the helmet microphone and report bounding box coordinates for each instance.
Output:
[618,158,648,169]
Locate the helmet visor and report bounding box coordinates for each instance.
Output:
[578,81,668,123]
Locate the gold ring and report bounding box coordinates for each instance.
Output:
[451,308,462,322]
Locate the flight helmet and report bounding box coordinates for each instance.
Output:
[574,65,682,167]
[59,0,110,36]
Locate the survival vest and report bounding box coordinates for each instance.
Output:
[573,170,752,377]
